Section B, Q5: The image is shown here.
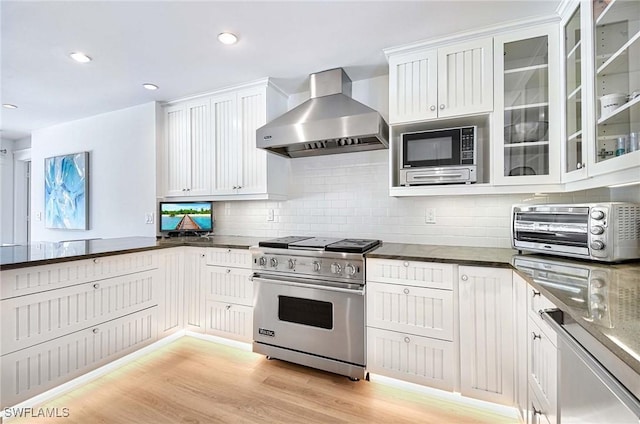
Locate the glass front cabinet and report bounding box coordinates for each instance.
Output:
[494,25,560,185]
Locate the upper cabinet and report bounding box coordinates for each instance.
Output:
[160,79,289,200]
[388,38,493,124]
[493,25,560,185]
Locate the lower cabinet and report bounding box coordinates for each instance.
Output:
[183,248,207,332]
[0,307,157,407]
[157,249,184,337]
[205,301,253,342]
[458,266,515,406]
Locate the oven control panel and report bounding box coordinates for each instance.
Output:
[252,253,364,281]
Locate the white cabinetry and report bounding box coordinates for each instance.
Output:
[157,248,183,337]
[458,266,514,406]
[0,252,160,408]
[161,79,289,200]
[183,247,207,332]
[366,259,456,391]
[388,38,493,124]
[202,248,253,342]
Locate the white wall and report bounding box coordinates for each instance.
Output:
[0,138,14,243]
[30,102,159,242]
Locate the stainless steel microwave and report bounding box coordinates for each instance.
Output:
[399,126,478,186]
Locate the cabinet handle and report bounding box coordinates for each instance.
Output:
[461,275,468,281]
[226,269,231,273]
[92,328,100,334]
[93,258,100,264]
[93,283,100,289]
[430,105,436,111]
[532,403,542,416]
[403,288,410,295]
[200,254,206,258]
[227,249,231,253]
[532,332,541,341]
[225,304,232,310]
[404,337,410,343]
[403,261,409,267]
[238,186,242,189]
[532,290,541,297]
[439,104,445,110]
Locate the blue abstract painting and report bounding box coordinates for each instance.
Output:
[45,152,89,230]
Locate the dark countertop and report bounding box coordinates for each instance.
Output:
[0,236,261,270]
[2,236,639,379]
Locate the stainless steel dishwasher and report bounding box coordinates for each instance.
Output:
[542,309,640,423]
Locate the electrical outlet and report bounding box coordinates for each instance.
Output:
[267,209,275,222]
[145,213,154,224]
[425,208,436,224]
[36,212,42,221]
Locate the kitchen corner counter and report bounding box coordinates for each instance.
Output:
[365,242,517,267]
[0,236,262,270]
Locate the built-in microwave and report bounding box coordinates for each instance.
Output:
[399,126,478,186]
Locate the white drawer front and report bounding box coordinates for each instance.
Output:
[205,248,251,268]
[205,300,252,342]
[367,282,454,340]
[0,306,157,408]
[366,259,453,290]
[528,317,558,416]
[367,327,455,391]
[1,270,158,355]
[203,266,253,306]
[1,251,159,299]
[527,285,557,345]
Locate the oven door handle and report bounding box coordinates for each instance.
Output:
[252,276,365,296]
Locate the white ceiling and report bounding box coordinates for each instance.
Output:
[1,0,561,141]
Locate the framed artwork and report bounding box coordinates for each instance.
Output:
[44,151,89,230]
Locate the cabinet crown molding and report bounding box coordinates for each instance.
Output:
[163,77,287,106]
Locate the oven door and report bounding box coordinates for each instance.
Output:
[401,128,462,168]
[253,275,365,366]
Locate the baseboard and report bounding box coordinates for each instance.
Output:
[184,331,252,352]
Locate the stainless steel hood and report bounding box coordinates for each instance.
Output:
[256,68,389,158]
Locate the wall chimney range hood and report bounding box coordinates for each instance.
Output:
[256,68,389,158]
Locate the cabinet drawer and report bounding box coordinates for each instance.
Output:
[202,266,253,306]
[366,327,455,392]
[1,270,158,355]
[205,300,252,342]
[527,285,557,344]
[366,259,454,290]
[529,382,553,424]
[1,251,159,299]
[0,306,157,408]
[367,282,454,340]
[528,317,558,419]
[205,248,251,268]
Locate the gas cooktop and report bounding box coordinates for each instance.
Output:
[258,236,381,254]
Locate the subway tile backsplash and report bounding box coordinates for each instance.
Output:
[213,150,630,248]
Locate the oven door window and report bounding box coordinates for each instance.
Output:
[402,129,461,168]
[278,296,333,329]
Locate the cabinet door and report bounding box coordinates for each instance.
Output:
[366,258,454,290]
[237,87,269,194]
[202,265,253,306]
[494,25,560,185]
[205,247,252,268]
[367,282,454,340]
[157,249,183,337]
[458,266,514,405]
[165,104,190,196]
[186,99,213,196]
[205,300,252,342]
[528,317,558,422]
[514,273,529,422]
[437,38,493,118]
[388,50,438,124]
[183,248,206,332]
[212,93,240,194]
[0,307,157,408]
[366,327,455,391]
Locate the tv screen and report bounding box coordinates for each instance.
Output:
[159,201,213,234]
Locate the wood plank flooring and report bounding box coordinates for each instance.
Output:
[8,337,519,424]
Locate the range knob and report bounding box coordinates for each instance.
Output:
[330,262,342,274]
[312,261,321,272]
[259,257,267,267]
[270,257,278,268]
[590,210,605,220]
[590,240,605,250]
[345,263,357,276]
[288,259,296,270]
[590,225,605,235]
[591,278,605,288]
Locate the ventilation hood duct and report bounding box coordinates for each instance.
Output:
[256,68,389,158]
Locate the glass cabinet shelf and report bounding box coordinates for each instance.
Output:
[597,32,640,76]
[597,96,640,126]
[568,86,582,101]
[596,0,640,26]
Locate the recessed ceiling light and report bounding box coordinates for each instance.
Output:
[69,52,92,63]
[2,104,18,109]
[217,32,238,45]
[143,83,159,90]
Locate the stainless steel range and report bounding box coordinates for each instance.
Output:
[250,236,381,380]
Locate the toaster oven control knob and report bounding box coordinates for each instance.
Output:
[590,210,605,220]
[270,257,278,268]
[330,262,342,274]
[590,225,605,235]
[590,240,605,250]
[258,257,267,267]
[312,261,321,272]
[591,278,605,288]
[345,263,357,276]
[287,259,296,269]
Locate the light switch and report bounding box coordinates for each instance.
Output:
[425,208,436,224]
[267,209,275,222]
[145,213,154,224]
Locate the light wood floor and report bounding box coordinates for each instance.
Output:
[10,337,519,424]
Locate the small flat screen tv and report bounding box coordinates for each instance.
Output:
[159,201,213,236]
